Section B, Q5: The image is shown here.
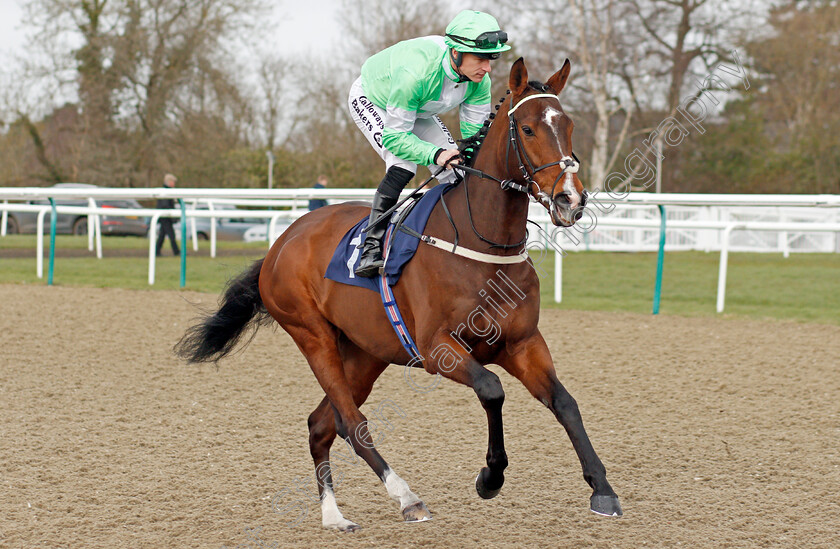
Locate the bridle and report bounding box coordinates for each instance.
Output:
[452,91,588,248]
[506,93,586,215]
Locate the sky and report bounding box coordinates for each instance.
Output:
[0,0,343,63]
[0,1,25,58]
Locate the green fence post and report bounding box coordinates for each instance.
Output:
[179,198,186,288]
[653,204,666,314]
[48,198,57,286]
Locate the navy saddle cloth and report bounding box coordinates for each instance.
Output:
[325,183,455,292]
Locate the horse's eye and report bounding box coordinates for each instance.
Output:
[522,126,534,136]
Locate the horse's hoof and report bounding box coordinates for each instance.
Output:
[590,494,623,517]
[402,501,432,522]
[324,519,361,532]
[475,467,503,500]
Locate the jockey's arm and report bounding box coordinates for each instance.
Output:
[380,68,490,169]
[459,76,492,139]
[381,67,443,167]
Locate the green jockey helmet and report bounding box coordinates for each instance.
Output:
[445,10,511,58]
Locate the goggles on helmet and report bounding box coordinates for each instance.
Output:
[446,30,508,50]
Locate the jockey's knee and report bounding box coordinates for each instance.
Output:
[378,166,414,199]
[436,169,458,185]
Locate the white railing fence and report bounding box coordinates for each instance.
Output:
[531,203,839,254]
[1,188,838,313]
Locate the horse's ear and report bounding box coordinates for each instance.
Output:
[546,59,571,95]
[509,57,528,97]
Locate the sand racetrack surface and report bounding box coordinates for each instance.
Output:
[1,284,839,548]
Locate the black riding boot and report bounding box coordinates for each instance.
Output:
[355,191,398,278]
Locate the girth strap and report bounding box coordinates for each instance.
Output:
[398,225,529,265]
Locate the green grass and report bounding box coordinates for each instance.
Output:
[533,250,839,324]
[0,235,266,292]
[1,235,838,324]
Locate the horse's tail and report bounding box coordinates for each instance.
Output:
[175,258,271,363]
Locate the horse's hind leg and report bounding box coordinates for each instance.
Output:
[498,332,622,517]
[308,396,358,531]
[307,338,388,531]
[286,322,430,529]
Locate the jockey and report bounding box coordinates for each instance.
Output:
[348,10,511,277]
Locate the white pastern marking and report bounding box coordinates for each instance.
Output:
[383,468,422,510]
[321,488,357,530]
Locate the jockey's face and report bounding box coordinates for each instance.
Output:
[455,51,492,83]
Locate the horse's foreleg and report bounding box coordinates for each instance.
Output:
[498,333,622,517]
[424,336,508,499]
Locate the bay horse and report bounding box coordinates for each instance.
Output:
[176,58,622,531]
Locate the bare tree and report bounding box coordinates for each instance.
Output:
[506,0,644,190]
[283,0,457,187]
[628,0,730,113]
[254,52,297,152]
[746,1,839,144]
[110,0,267,185]
[617,0,763,192]
[337,0,452,64]
[743,1,840,193]
[13,0,270,186]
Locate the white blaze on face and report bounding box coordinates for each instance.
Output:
[543,107,581,211]
[543,107,563,143]
[563,171,581,210]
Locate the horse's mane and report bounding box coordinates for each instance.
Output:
[458,81,552,167]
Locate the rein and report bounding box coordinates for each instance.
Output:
[367,168,445,229]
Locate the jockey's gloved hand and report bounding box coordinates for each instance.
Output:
[434,148,462,168]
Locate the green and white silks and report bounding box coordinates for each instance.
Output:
[349,35,491,179]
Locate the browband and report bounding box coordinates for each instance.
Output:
[508,93,560,115]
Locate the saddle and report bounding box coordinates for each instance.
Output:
[324,183,455,293]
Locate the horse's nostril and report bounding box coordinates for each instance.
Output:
[554,192,571,205]
[573,209,583,221]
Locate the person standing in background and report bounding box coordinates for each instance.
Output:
[308,175,329,211]
[155,173,181,256]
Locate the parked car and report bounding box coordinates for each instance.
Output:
[242,222,292,244]
[173,204,267,241]
[3,183,149,237]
